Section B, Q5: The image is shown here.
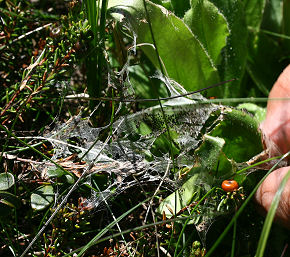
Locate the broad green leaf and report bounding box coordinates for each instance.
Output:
[47,167,75,184]
[157,172,204,218]
[247,32,284,95]
[209,107,263,162]
[237,102,266,123]
[158,134,236,217]
[150,0,173,10]
[0,172,15,190]
[31,185,54,211]
[108,0,220,93]
[184,0,230,66]
[194,134,236,177]
[261,0,283,33]
[47,168,65,178]
[244,0,266,29]
[195,135,225,171]
[126,64,167,108]
[209,0,248,97]
[170,0,191,17]
[64,174,75,184]
[150,129,180,157]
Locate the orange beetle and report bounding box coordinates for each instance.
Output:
[221,180,239,192]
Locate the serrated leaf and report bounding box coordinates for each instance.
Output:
[195,134,225,170]
[158,134,237,218]
[184,0,230,66]
[237,103,266,123]
[209,0,248,97]
[31,185,54,211]
[209,107,263,162]
[108,0,220,93]
[0,172,15,190]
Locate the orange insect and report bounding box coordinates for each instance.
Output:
[221,180,239,192]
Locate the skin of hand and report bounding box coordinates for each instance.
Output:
[256,64,290,229]
[255,166,290,229]
[259,64,290,157]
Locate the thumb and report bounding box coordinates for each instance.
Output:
[255,166,290,229]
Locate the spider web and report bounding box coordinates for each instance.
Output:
[42,96,219,209]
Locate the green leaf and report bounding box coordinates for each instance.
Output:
[64,174,75,184]
[126,64,168,108]
[150,129,180,157]
[47,168,65,178]
[195,134,236,177]
[157,172,204,218]
[244,0,266,29]
[209,107,263,162]
[209,0,248,97]
[237,102,266,123]
[0,172,15,190]
[247,32,284,95]
[282,0,290,51]
[283,0,290,35]
[31,185,54,211]
[47,167,75,184]
[184,0,230,66]
[0,191,21,210]
[170,0,191,17]
[195,134,225,171]
[261,0,283,33]
[108,0,220,93]
[157,134,237,217]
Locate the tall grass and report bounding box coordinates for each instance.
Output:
[84,0,108,109]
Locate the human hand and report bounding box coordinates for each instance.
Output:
[259,65,290,157]
[255,64,290,229]
[255,166,290,229]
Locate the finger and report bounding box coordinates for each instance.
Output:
[260,64,290,157]
[255,166,290,229]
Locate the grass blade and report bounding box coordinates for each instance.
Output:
[205,152,290,257]
[77,197,150,256]
[255,168,290,257]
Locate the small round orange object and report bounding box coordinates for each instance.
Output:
[221,180,239,192]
